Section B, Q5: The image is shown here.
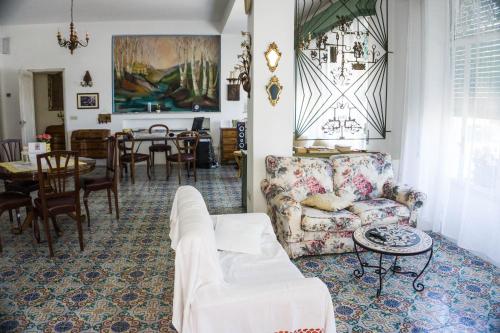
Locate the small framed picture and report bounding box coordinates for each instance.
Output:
[77,93,99,109]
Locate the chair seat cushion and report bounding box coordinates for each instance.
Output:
[121,153,149,163]
[167,153,195,162]
[82,177,112,191]
[301,206,362,232]
[0,192,32,210]
[149,144,171,152]
[34,194,77,215]
[348,198,410,226]
[5,180,39,194]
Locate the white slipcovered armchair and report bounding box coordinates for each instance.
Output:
[169,186,336,333]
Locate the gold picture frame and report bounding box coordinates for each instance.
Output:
[264,42,282,72]
[266,76,283,106]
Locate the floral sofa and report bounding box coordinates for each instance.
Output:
[261,153,426,258]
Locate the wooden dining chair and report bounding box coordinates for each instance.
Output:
[82,136,119,227]
[34,151,83,257]
[0,192,32,252]
[167,131,200,185]
[148,124,171,177]
[0,139,39,225]
[116,132,151,184]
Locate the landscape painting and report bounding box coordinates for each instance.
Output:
[112,35,220,113]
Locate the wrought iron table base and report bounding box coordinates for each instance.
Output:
[353,242,433,297]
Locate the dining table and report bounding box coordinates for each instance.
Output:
[0,157,96,235]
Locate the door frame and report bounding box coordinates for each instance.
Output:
[21,68,67,148]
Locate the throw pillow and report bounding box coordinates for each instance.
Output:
[301,192,354,212]
[214,216,265,255]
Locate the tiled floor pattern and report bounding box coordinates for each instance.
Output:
[0,165,498,332]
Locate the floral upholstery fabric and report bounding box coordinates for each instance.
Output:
[301,206,361,232]
[349,198,411,226]
[382,183,427,227]
[283,231,355,258]
[330,153,394,201]
[261,180,304,243]
[265,156,334,202]
[262,154,426,258]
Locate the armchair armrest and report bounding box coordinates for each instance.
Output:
[261,179,304,242]
[383,183,427,211]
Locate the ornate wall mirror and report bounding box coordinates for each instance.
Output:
[266,76,283,106]
[264,42,282,72]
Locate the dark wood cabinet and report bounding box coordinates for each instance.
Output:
[220,128,237,164]
[71,129,111,159]
[45,125,66,150]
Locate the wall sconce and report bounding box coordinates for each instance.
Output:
[234,31,252,98]
[264,42,282,72]
[81,70,93,87]
[98,113,111,124]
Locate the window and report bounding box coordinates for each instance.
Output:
[451,0,500,191]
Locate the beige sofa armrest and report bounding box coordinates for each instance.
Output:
[261,179,304,243]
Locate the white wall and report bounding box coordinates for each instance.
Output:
[247,0,295,212]
[0,20,245,154]
[366,0,409,163]
[33,73,63,134]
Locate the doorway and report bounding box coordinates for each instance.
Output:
[19,69,66,149]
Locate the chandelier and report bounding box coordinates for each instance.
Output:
[56,0,89,54]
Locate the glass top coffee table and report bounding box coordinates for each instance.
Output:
[352,224,433,297]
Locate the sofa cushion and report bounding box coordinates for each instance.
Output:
[349,198,410,226]
[301,192,354,212]
[215,216,266,255]
[301,206,362,232]
[265,155,333,202]
[330,153,394,201]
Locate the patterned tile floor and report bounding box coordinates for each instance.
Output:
[0,165,498,332]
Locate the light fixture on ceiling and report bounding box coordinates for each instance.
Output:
[56,0,89,54]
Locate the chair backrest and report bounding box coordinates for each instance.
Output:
[115,132,135,160]
[264,155,334,202]
[149,124,169,145]
[0,139,22,162]
[174,131,199,158]
[106,136,119,183]
[36,151,80,201]
[329,153,394,201]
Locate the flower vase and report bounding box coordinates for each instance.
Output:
[46,142,51,153]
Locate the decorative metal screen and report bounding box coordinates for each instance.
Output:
[295,0,389,141]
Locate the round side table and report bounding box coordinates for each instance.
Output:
[352,224,433,297]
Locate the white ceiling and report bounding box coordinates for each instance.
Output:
[0,0,233,25]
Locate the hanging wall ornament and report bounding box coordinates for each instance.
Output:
[266,76,283,106]
[264,42,282,72]
[295,0,390,141]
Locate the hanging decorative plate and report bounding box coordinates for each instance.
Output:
[266,76,283,106]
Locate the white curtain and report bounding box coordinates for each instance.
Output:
[400,0,500,266]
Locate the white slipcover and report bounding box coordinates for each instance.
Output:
[170,186,336,333]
